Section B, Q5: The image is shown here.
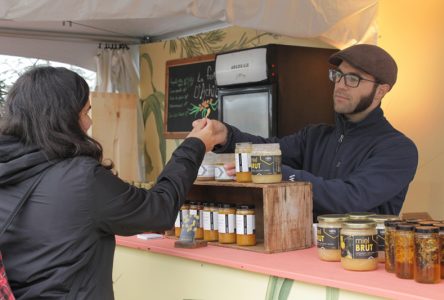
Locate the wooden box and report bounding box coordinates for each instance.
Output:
[188,180,313,253]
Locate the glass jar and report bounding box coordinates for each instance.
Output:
[250,144,282,184]
[235,142,252,183]
[214,154,235,181]
[369,215,400,263]
[384,220,403,273]
[317,214,349,262]
[197,152,216,181]
[395,223,415,279]
[189,201,203,239]
[236,205,256,246]
[414,226,441,284]
[218,203,236,244]
[175,202,190,237]
[202,202,218,241]
[346,212,376,220]
[432,223,444,279]
[340,220,378,271]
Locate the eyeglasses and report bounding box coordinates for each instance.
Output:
[328,69,378,88]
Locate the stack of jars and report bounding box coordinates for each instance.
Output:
[175,201,257,246]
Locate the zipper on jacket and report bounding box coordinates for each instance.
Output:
[336,134,344,153]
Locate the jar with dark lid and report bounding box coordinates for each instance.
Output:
[384,220,403,272]
[218,203,236,244]
[174,202,190,237]
[369,215,400,263]
[189,201,203,239]
[395,223,415,279]
[346,212,376,220]
[236,204,256,246]
[340,220,378,271]
[317,214,349,262]
[203,202,218,241]
[432,223,444,279]
[414,226,441,283]
[235,142,252,183]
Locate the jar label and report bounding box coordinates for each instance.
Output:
[175,210,189,227]
[174,213,180,227]
[236,214,255,235]
[203,211,218,230]
[341,234,378,259]
[250,155,281,175]
[235,153,251,172]
[377,228,385,251]
[317,227,340,249]
[198,164,214,177]
[190,209,201,228]
[218,214,235,233]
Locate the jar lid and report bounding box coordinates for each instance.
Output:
[369,214,400,223]
[396,223,415,231]
[432,223,444,230]
[418,220,438,226]
[218,203,236,208]
[237,204,255,210]
[384,220,403,227]
[317,214,349,222]
[415,226,439,233]
[188,201,197,205]
[346,212,376,220]
[404,218,424,224]
[203,202,217,207]
[342,220,376,229]
[251,143,281,151]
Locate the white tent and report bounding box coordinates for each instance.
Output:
[0,0,378,71]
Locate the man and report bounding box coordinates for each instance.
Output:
[195,44,418,219]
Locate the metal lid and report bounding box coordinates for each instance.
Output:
[369,214,400,223]
[384,220,403,227]
[218,203,236,208]
[236,204,255,210]
[342,219,377,229]
[317,214,349,222]
[415,226,439,234]
[346,212,376,220]
[396,223,415,231]
[418,220,438,226]
[432,223,444,230]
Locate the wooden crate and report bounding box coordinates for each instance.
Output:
[188,180,313,253]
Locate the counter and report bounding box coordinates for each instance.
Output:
[114,235,443,300]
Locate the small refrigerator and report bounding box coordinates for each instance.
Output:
[215,44,337,138]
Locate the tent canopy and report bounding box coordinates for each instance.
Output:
[0,0,377,70]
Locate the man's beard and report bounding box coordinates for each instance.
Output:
[351,84,378,114]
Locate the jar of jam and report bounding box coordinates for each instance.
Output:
[317,214,348,262]
[340,220,378,271]
[433,223,444,279]
[218,203,236,244]
[384,220,403,273]
[175,201,190,237]
[235,142,252,183]
[203,202,218,241]
[346,212,376,220]
[250,144,282,184]
[395,223,415,279]
[189,201,203,239]
[414,226,441,284]
[369,215,400,263]
[236,205,256,246]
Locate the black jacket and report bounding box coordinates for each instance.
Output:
[217,107,418,218]
[0,136,205,299]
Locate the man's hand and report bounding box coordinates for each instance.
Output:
[187,118,227,152]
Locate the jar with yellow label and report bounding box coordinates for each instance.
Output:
[236,205,256,246]
[340,220,378,271]
[235,142,252,183]
[317,214,349,262]
[250,144,282,184]
[395,223,415,279]
[203,202,218,241]
[369,215,400,263]
[218,203,236,244]
[189,201,203,239]
[175,201,190,237]
[384,220,403,273]
[414,226,441,284]
[346,212,376,220]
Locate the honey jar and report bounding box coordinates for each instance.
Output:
[197,152,216,181]
[250,143,282,184]
[236,205,256,246]
[174,202,190,237]
[395,223,415,279]
[414,226,441,284]
[317,214,348,262]
[384,220,403,273]
[369,215,400,263]
[189,201,203,239]
[203,202,218,241]
[433,223,444,279]
[235,142,252,182]
[340,220,378,271]
[218,203,236,244]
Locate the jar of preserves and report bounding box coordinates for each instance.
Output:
[189,201,203,239]
[235,142,252,183]
[250,144,282,184]
[203,202,218,241]
[432,223,444,279]
[175,202,190,237]
[395,223,415,279]
[236,205,256,246]
[317,214,349,262]
[197,152,216,181]
[384,220,403,273]
[369,215,400,263]
[218,203,236,244]
[346,212,376,220]
[214,154,235,181]
[340,220,378,271]
[414,226,441,284]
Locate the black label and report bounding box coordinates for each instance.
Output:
[317,227,340,249]
[341,234,378,259]
[377,228,385,251]
[251,155,281,175]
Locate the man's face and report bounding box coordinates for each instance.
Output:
[333,61,378,119]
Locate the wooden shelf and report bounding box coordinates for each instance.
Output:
[187,180,313,253]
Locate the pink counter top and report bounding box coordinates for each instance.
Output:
[116,235,443,300]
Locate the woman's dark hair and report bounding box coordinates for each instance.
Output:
[0,66,105,162]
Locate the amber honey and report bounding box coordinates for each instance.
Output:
[236,205,256,246]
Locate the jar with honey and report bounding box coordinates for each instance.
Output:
[203,202,218,241]
[433,223,444,279]
[395,223,415,279]
[236,205,256,246]
[189,201,203,239]
[369,215,400,263]
[174,202,190,237]
[414,226,441,284]
[317,214,348,262]
[235,142,252,182]
[384,220,403,273]
[218,203,236,244]
[250,143,282,184]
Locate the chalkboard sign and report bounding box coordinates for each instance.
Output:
[164,54,218,138]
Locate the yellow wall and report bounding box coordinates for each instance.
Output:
[377,0,444,218]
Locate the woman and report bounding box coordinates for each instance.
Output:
[0,66,218,299]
